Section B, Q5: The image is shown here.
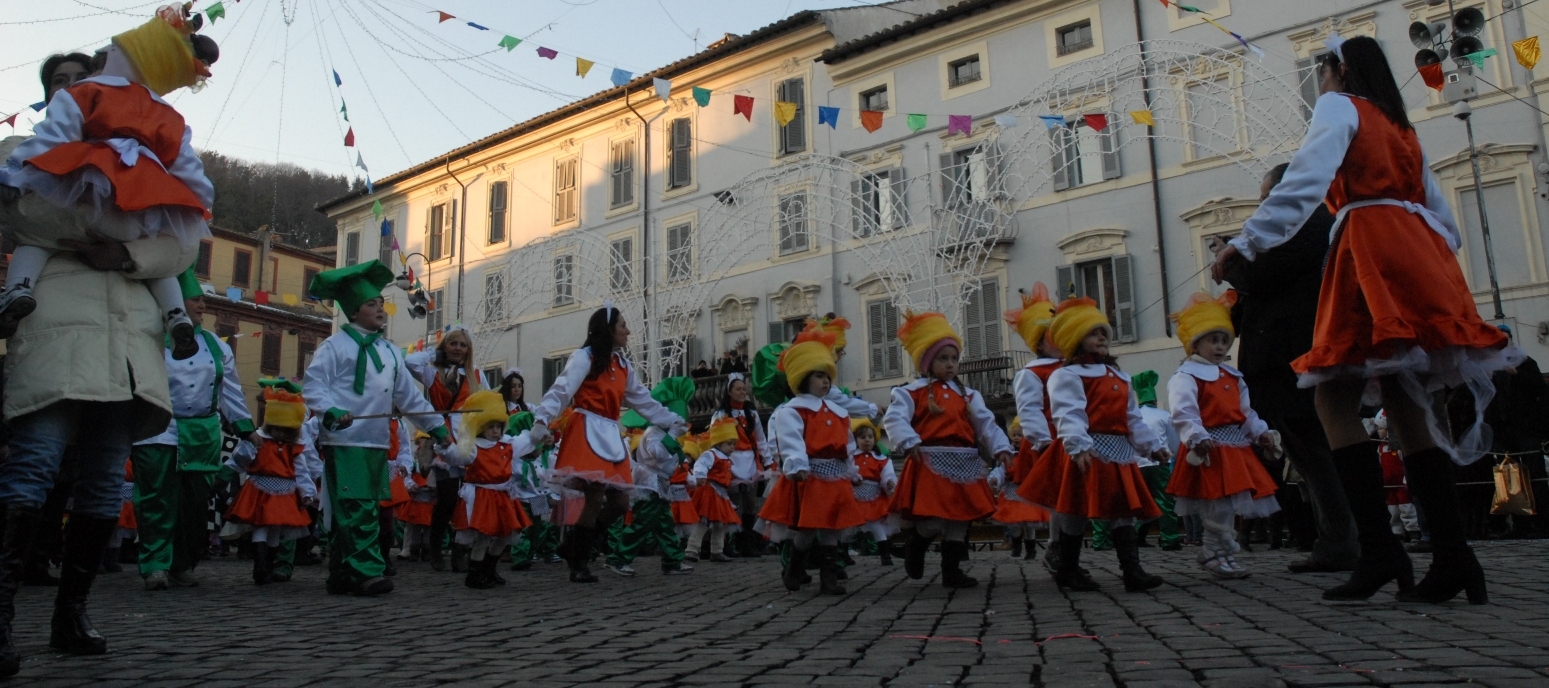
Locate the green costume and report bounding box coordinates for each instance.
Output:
[603,380,694,572]
[505,414,560,565]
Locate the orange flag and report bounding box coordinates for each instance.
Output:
[860,110,883,133]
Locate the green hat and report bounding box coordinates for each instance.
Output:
[309,260,395,315]
[1132,370,1160,407]
[256,377,302,394]
[620,409,650,430]
[506,411,535,437]
[750,342,791,407]
[649,376,695,419]
[177,266,203,299]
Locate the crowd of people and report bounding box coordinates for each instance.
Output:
[0,10,1543,682]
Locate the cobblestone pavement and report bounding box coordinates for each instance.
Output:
[8,540,1549,687]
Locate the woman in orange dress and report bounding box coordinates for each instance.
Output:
[1213,35,1519,605]
[532,306,687,583]
[406,326,482,573]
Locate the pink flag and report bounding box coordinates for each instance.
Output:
[948,115,972,136]
[537,47,558,60]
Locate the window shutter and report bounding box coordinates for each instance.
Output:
[888,167,907,228]
[850,178,867,237]
[963,286,984,360]
[424,207,433,261]
[885,304,902,377]
[1101,125,1121,180]
[938,153,956,205]
[1055,263,1077,300]
[981,279,1002,355]
[671,119,692,187]
[610,144,625,206]
[542,357,561,393]
[621,143,634,206]
[1051,127,1071,191]
[768,322,785,346]
[1112,254,1137,343]
[783,78,805,154]
[867,300,885,379]
[446,200,457,259]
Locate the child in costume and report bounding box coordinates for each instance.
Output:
[1021,297,1171,592]
[603,379,697,576]
[989,418,1049,560]
[688,419,745,564]
[0,5,220,356]
[1000,284,1060,561]
[707,373,772,559]
[224,380,320,585]
[669,434,703,560]
[395,432,436,562]
[849,419,897,565]
[506,412,561,571]
[436,390,536,589]
[885,312,1012,589]
[757,323,865,595]
[1165,292,1282,579]
[376,417,414,577]
[104,462,137,574]
[1373,413,1420,542]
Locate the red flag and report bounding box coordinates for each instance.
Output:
[1083,113,1109,131]
[255,291,270,305]
[1,114,14,128]
[1419,63,1445,91]
[344,127,355,147]
[733,95,753,121]
[860,110,883,133]
[436,11,455,22]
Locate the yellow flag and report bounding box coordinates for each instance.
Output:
[282,293,300,306]
[774,101,797,127]
[383,301,398,316]
[576,58,595,78]
[1129,110,1155,126]
[1514,36,1540,70]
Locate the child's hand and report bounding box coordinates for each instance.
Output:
[791,470,809,483]
[850,474,862,485]
[1072,451,1094,472]
[1153,447,1172,464]
[884,479,897,494]
[993,450,1013,467]
[1187,442,1209,467]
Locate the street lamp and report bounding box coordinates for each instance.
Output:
[397,251,432,319]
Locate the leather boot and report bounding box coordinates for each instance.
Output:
[1113,526,1164,592]
[1024,537,1039,561]
[1396,447,1487,605]
[877,537,894,566]
[563,527,598,583]
[464,556,496,589]
[1054,532,1100,591]
[940,540,978,589]
[817,546,846,595]
[1010,537,1023,558]
[50,516,115,656]
[487,551,507,586]
[380,532,396,577]
[781,543,807,592]
[0,505,43,677]
[902,529,930,580]
[450,544,470,573]
[1324,442,1415,602]
[100,548,121,574]
[252,544,273,585]
[743,528,764,559]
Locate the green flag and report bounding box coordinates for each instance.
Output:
[692,87,711,107]
[206,2,226,22]
[371,199,383,219]
[907,113,927,132]
[340,101,348,122]
[498,35,521,51]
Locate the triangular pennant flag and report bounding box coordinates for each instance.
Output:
[250,330,261,338]
[391,236,400,251]
[610,68,632,87]
[947,115,972,136]
[466,22,489,30]
[1038,114,1066,130]
[29,102,45,112]
[1129,110,1155,126]
[907,113,927,132]
[356,152,367,172]
[692,87,711,107]
[1514,36,1540,70]
[367,177,374,194]
[1419,62,1446,91]
[1083,113,1109,132]
[733,95,753,121]
[435,11,455,23]
[283,293,300,306]
[206,2,226,22]
[380,219,392,237]
[344,127,355,147]
[1175,3,1201,12]
[383,301,398,316]
[1,114,15,129]
[340,101,348,121]
[225,287,243,302]
[654,78,672,102]
[255,291,270,306]
[1467,47,1498,68]
[993,114,1018,129]
[333,70,342,87]
[774,101,797,127]
[860,110,883,133]
[818,106,840,129]
[371,199,384,219]
[576,58,595,78]
[498,35,521,51]
[537,47,558,60]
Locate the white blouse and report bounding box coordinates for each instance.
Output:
[1167,360,1269,450]
[1047,364,1164,460]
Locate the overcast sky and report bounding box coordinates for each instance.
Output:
[1,0,882,180]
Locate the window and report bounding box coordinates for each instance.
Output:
[195,240,213,278]
[554,158,579,225]
[553,254,575,306]
[269,257,279,293]
[852,168,907,237]
[867,299,903,380]
[777,192,809,255]
[668,118,692,189]
[1055,255,1137,343]
[232,249,252,287]
[482,365,504,389]
[1458,182,1534,290]
[378,219,396,266]
[665,223,692,283]
[658,338,691,380]
[609,236,634,293]
[939,147,995,205]
[1295,52,1329,120]
[296,337,315,379]
[483,271,505,325]
[426,288,445,333]
[859,85,889,112]
[1056,20,1094,56]
[427,202,454,262]
[777,77,806,155]
[261,325,282,375]
[542,356,566,393]
[1050,118,1120,190]
[343,232,360,267]
[610,139,635,208]
[488,181,508,244]
[948,55,981,88]
[766,318,810,345]
[215,316,237,354]
[303,267,320,301]
[961,278,1003,361]
[1184,77,1238,160]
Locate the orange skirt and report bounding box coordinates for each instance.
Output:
[118,498,137,531]
[398,499,433,526]
[889,457,997,522]
[226,483,312,528]
[670,494,700,526]
[1296,207,1507,375]
[550,415,633,489]
[1009,438,1046,486]
[855,496,892,524]
[453,486,532,538]
[1020,445,1161,520]
[691,483,741,525]
[1165,443,1278,502]
[379,474,410,509]
[991,490,1051,525]
[28,141,208,214]
[759,475,866,531]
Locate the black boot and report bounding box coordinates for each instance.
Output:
[877,537,894,566]
[1024,537,1039,561]
[817,546,846,595]
[380,533,396,577]
[902,529,930,580]
[1053,532,1100,591]
[1396,448,1487,605]
[563,527,598,583]
[781,543,807,591]
[50,516,115,656]
[100,548,121,574]
[464,556,497,589]
[0,505,44,677]
[1113,526,1163,592]
[1324,442,1415,602]
[252,544,273,585]
[487,551,507,586]
[450,544,469,573]
[742,529,763,559]
[1011,537,1023,558]
[940,540,978,589]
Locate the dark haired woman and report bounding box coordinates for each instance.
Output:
[1214,35,1519,604]
[500,368,530,414]
[405,326,482,572]
[532,306,686,582]
[707,374,770,557]
[39,53,92,104]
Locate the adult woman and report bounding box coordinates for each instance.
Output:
[707,374,770,557]
[405,326,481,572]
[500,368,530,414]
[532,306,685,582]
[1213,36,1518,604]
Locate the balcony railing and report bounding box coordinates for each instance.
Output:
[685,374,774,429]
[958,350,1034,409]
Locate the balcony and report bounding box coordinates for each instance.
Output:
[685,374,775,429]
[957,350,1033,417]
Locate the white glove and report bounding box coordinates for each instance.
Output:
[668,421,689,438]
[529,423,553,446]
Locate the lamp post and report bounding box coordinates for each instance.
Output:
[396,252,433,319]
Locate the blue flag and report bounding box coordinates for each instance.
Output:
[380,219,392,237]
[333,70,342,87]
[1038,114,1066,130]
[817,106,840,129]
[610,68,632,87]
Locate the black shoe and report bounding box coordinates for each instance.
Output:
[1323,442,1416,602]
[487,556,506,586]
[877,538,894,566]
[49,517,116,656]
[817,546,847,596]
[1287,557,1356,574]
[429,549,447,572]
[563,526,599,583]
[902,530,930,580]
[1113,526,1163,592]
[252,545,273,585]
[450,545,469,573]
[511,557,534,571]
[782,544,807,592]
[354,576,394,596]
[1398,544,1488,605]
[269,570,292,583]
[1024,538,1040,560]
[1010,537,1023,558]
[1053,533,1100,592]
[465,559,498,589]
[0,505,44,677]
[100,548,122,574]
[325,579,352,595]
[742,531,764,559]
[940,541,978,589]
[382,560,397,577]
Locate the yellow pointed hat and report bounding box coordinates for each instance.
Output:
[459,390,510,439]
[814,315,851,351]
[1047,297,1112,359]
[1171,291,1238,355]
[778,321,838,393]
[679,433,704,461]
[897,311,963,374]
[259,379,306,430]
[1004,282,1056,354]
[113,6,206,96]
[707,416,739,447]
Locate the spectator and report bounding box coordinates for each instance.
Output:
[691,360,714,378]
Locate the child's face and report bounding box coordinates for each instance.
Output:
[929,345,960,381]
[804,371,832,398]
[1008,426,1023,446]
[480,421,504,441]
[266,425,299,444]
[854,429,876,453]
[715,440,737,455]
[351,298,388,332]
[1080,329,1109,358]
[1195,331,1232,364]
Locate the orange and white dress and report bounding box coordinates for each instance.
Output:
[441,436,535,545]
[884,378,1008,523]
[397,471,435,526]
[379,418,413,511]
[1232,92,1519,462]
[116,462,137,537]
[225,431,318,542]
[757,395,866,540]
[1021,364,1163,520]
[690,449,743,527]
[994,358,1060,527]
[709,401,772,486]
[667,461,701,529]
[851,450,898,539]
[533,347,685,490]
[1164,361,1280,519]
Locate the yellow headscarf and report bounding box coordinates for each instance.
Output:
[459,390,510,440]
[1047,297,1112,359]
[778,322,838,394]
[1004,282,1056,354]
[897,311,963,374]
[113,10,202,96]
[707,417,739,447]
[1171,291,1238,356]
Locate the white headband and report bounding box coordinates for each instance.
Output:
[504,367,523,379]
[727,372,746,382]
[603,299,615,318]
[1324,30,1347,62]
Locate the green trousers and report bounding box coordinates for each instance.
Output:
[604,496,685,570]
[510,502,560,564]
[131,444,214,577]
[322,446,390,587]
[273,539,296,579]
[1091,463,1182,550]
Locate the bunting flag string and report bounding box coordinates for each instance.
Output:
[1129,110,1155,126]
[1158,0,1265,61]
[774,101,798,127]
[1514,36,1540,70]
[692,87,712,107]
[907,113,927,132]
[733,95,753,121]
[818,106,840,129]
[860,110,883,133]
[576,58,595,78]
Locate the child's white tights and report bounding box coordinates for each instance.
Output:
[6,244,186,321]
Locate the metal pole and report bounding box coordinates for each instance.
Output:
[1462,114,1507,319]
[1133,0,1173,336]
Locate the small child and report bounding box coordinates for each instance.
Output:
[850,419,897,565]
[689,420,744,564]
[104,461,137,574]
[506,412,561,571]
[377,417,413,576]
[1373,412,1420,541]
[224,380,319,585]
[669,435,703,561]
[1005,284,1065,568]
[395,432,436,562]
[990,417,1050,560]
[1165,292,1282,579]
[436,391,535,589]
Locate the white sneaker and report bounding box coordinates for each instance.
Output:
[605,563,635,577]
[0,282,37,339]
[663,563,694,575]
[144,570,170,591]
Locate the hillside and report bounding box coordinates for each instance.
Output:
[200,151,360,249]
